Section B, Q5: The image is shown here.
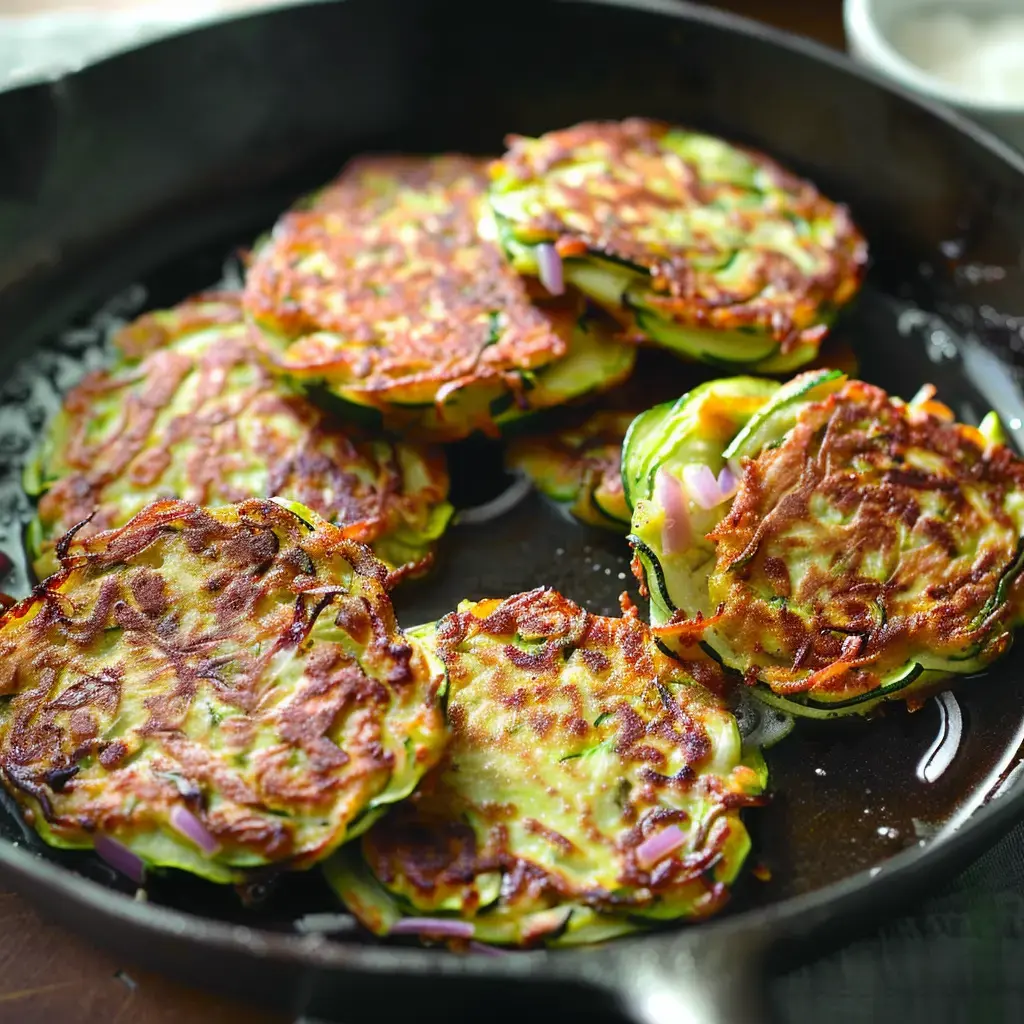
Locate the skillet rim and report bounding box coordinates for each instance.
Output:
[0,0,1023,986]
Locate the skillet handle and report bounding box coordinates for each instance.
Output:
[592,934,777,1024]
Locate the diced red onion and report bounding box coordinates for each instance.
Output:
[635,824,687,870]
[389,917,475,939]
[170,805,221,856]
[716,465,738,501]
[536,243,565,296]
[682,464,724,510]
[94,834,145,884]
[654,468,691,555]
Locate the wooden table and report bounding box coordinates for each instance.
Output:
[0,2,844,1020]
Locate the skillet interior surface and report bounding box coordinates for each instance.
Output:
[2,219,1023,927]
[2,0,1024,1017]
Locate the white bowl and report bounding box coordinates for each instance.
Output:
[845,0,1024,152]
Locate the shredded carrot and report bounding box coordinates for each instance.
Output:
[554,237,588,258]
[630,554,649,599]
[652,611,723,644]
[920,399,955,422]
[960,424,987,448]
[764,650,876,694]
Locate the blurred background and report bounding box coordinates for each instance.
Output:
[0,0,845,90]
[8,0,1015,152]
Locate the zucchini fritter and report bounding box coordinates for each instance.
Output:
[0,499,448,883]
[628,371,1024,717]
[506,409,635,530]
[326,589,765,946]
[489,119,866,372]
[24,295,453,582]
[243,155,635,442]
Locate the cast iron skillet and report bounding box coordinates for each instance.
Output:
[2,0,1024,1020]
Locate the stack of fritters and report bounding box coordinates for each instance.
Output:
[492,118,867,522]
[25,294,454,582]
[14,116,1020,952]
[625,370,1024,718]
[243,155,636,442]
[488,119,867,373]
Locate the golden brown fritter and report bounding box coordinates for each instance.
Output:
[326,588,764,946]
[489,119,867,369]
[25,294,452,582]
[0,499,448,883]
[706,379,1024,707]
[243,155,634,441]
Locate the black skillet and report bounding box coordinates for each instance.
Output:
[2,0,1024,1020]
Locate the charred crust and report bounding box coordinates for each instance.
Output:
[0,499,446,869]
[359,588,758,930]
[243,155,571,399]
[494,119,867,349]
[708,380,1024,699]
[30,297,450,578]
